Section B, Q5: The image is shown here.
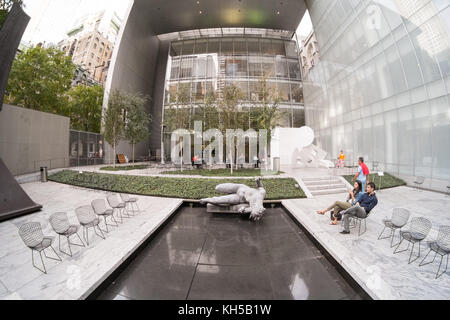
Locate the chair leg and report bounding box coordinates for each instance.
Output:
[84,227,90,246]
[58,234,73,257]
[394,237,410,254]
[71,233,86,248]
[358,219,367,236]
[378,226,390,240]
[435,254,448,279]
[31,250,47,274]
[44,245,62,262]
[408,242,421,264]
[419,249,436,267]
[94,224,106,240]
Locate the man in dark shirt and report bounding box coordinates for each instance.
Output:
[340,182,378,234]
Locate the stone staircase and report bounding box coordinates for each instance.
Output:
[302,176,349,197]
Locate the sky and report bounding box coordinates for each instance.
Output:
[296,11,313,39]
[21,0,131,45]
[21,0,313,45]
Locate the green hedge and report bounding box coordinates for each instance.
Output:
[344,173,406,190]
[100,165,149,171]
[161,168,282,177]
[49,170,306,200]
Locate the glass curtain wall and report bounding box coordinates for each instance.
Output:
[164,36,304,131]
[305,0,450,190]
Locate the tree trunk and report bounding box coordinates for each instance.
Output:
[113,141,116,168]
[132,143,135,164]
[229,150,233,175]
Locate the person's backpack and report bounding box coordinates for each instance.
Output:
[361,162,370,176]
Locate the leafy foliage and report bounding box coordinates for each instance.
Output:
[102,90,126,167]
[250,77,285,147]
[67,84,104,133]
[124,92,151,162]
[163,83,191,132]
[344,173,406,190]
[5,46,75,114]
[0,0,24,28]
[161,168,282,177]
[49,170,306,200]
[100,165,149,171]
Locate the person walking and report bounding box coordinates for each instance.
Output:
[352,157,370,189]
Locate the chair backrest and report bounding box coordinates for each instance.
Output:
[120,194,130,202]
[410,217,432,239]
[437,225,450,251]
[107,194,121,208]
[391,208,410,228]
[49,212,71,234]
[75,206,97,225]
[91,199,107,215]
[18,222,44,248]
[415,176,425,184]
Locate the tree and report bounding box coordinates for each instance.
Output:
[217,83,244,174]
[102,90,126,168]
[5,45,75,114]
[0,0,24,28]
[68,84,104,133]
[250,77,286,170]
[124,92,151,163]
[162,83,191,166]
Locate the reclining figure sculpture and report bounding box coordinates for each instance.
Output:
[200,178,266,221]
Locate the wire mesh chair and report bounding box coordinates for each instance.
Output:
[92,199,119,233]
[120,194,140,215]
[107,194,130,223]
[394,217,432,264]
[75,206,105,246]
[413,176,425,191]
[49,212,85,257]
[419,225,450,279]
[378,208,411,247]
[18,222,62,274]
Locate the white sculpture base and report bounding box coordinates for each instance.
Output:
[206,203,248,214]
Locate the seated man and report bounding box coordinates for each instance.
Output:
[340,182,378,235]
[317,180,364,225]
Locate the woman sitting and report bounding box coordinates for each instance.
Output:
[316,180,364,225]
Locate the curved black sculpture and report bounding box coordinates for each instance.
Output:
[0,4,42,222]
[0,3,30,112]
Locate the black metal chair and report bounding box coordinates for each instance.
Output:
[419,225,450,279]
[75,206,105,246]
[120,194,140,215]
[107,194,130,223]
[91,199,119,233]
[394,217,432,264]
[413,176,425,191]
[378,208,411,247]
[49,212,85,256]
[18,222,62,274]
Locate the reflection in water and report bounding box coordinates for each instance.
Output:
[290,274,309,300]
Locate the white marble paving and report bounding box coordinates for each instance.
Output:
[283,187,450,300]
[0,182,182,300]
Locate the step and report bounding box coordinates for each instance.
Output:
[303,180,342,186]
[302,177,337,182]
[310,188,349,196]
[307,184,347,191]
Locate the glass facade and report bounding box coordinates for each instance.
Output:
[163,36,304,131]
[304,0,450,189]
